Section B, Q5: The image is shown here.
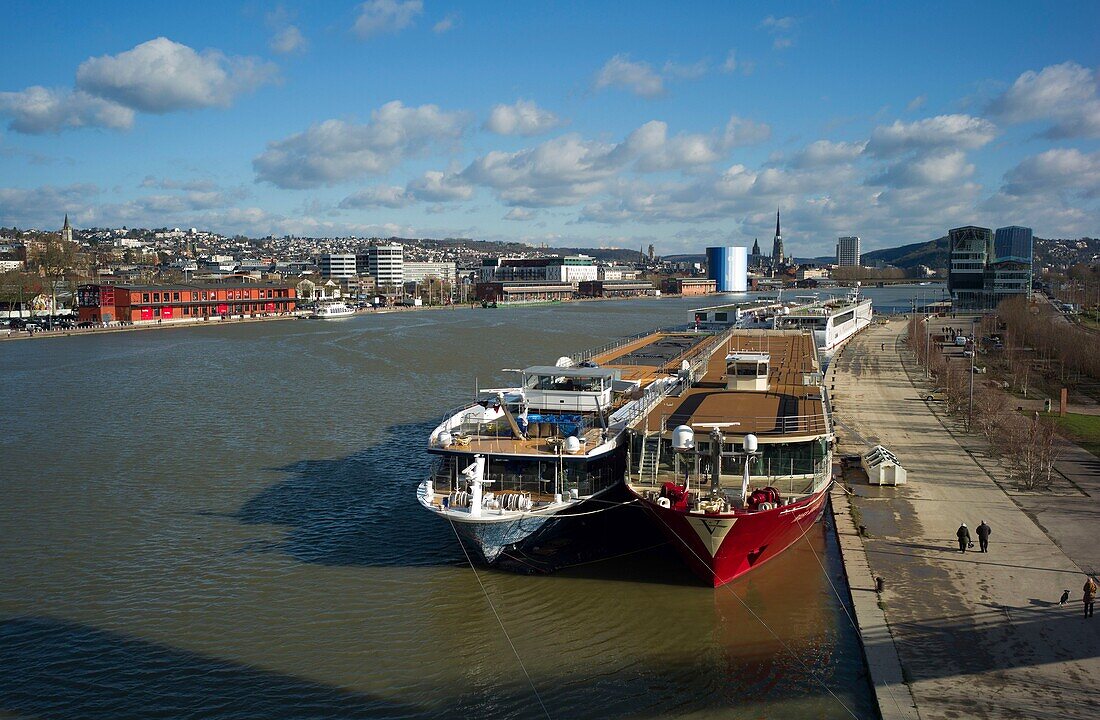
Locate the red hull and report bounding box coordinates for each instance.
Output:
[636,486,830,587]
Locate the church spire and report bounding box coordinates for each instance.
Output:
[771,206,784,265]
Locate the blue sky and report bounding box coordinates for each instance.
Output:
[0,0,1097,255]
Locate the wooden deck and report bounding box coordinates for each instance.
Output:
[638,331,829,438]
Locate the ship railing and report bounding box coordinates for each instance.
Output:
[633,459,831,497]
[569,323,715,365]
[658,411,831,436]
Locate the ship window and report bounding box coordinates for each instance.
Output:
[715,312,728,322]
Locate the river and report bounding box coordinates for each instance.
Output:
[0,292,900,719]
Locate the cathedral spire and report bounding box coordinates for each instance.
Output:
[771,206,784,265]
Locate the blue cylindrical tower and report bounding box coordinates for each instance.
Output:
[707,246,747,292]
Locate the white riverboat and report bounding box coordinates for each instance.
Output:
[417,329,733,571]
[308,301,356,319]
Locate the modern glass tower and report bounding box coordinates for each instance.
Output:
[993,226,1033,264]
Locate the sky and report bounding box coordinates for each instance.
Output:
[0,0,1097,257]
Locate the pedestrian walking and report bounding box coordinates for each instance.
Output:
[956,523,971,553]
[1085,576,1098,619]
[976,520,991,553]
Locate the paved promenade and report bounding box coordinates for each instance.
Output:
[828,319,1100,720]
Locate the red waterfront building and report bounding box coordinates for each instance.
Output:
[77,283,297,324]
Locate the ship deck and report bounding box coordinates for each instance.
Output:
[636,330,828,439]
[438,329,724,457]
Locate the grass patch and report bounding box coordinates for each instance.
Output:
[1050,412,1100,459]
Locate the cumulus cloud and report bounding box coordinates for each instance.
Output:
[0,87,133,134]
[594,55,665,97]
[407,170,473,201]
[868,150,974,188]
[462,134,619,207]
[484,99,565,136]
[253,101,469,189]
[988,62,1100,138]
[338,185,412,209]
[461,113,771,208]
[1000,148,1100,198]
[75,37,277,114]
[353,0,423,39]
[865,114,997,157]
[0,183,100,225]
[788,139,866,168]
[270,25,307,54]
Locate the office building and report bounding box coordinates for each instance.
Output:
[368,244,404,289]
[836,236,861,267]
[993,226,1033,264]
[403,261,456,284]
[77,283,296,324]
[319,253,356,280]
[947,226,992,308]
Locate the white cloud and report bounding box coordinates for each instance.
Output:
[484,99,565,136]
[722,116,772,147]
[759,15,796,31]
[0,87,133,134]
[1000,148,1100,198]
[869,150,974,188]
[338,185,412,209]
[788,139,866,168]
[462,134,619,207]
[433,13,459,34]
[721,50,755,77]
[503,208,535,221]
[773,37,793,51]
[461,114,770,208]
[988,62,1100,139]
[75,37,276,114]
[593,55,665,97]
[407,170,473,201]
[0,183,100,226]
[865,114,997,157]
[270,25,307,54]
[352,0,423,39]
[906,95,927,112]
[721,50,739,74]
[253,101,469,188]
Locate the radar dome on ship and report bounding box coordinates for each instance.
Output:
[672,425,695,450]
[555,356,574,368]
[438,431,453,448]
[564,436,581,453]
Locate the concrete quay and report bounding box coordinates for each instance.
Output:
[827,319,1100,720]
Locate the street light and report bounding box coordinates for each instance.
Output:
[968,317,976,431]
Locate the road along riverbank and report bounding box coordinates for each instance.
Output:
[827,318,1100,720]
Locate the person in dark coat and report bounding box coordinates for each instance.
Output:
[1085,577,1098,619]
[976,521,991,553]
[956,523,971,552]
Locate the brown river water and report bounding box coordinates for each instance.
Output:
[0,295,880,719]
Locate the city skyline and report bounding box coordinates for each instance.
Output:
[0,1,1098,255]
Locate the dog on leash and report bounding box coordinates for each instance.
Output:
[1060,590,1071,605]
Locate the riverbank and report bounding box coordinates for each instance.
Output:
[828,319,1100,720]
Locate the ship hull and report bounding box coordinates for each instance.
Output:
[635,486,830,587]
[437,484,642,574]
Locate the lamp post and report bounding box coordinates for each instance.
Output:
[968,317,976,432]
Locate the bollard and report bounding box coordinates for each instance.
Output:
[875,576,885,593]
[858,524,868,537]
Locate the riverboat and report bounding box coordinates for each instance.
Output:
[624,330,834,587]
[309,301,356,319]
[417,328,731,572]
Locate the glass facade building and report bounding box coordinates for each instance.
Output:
[994,226,1033,264]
